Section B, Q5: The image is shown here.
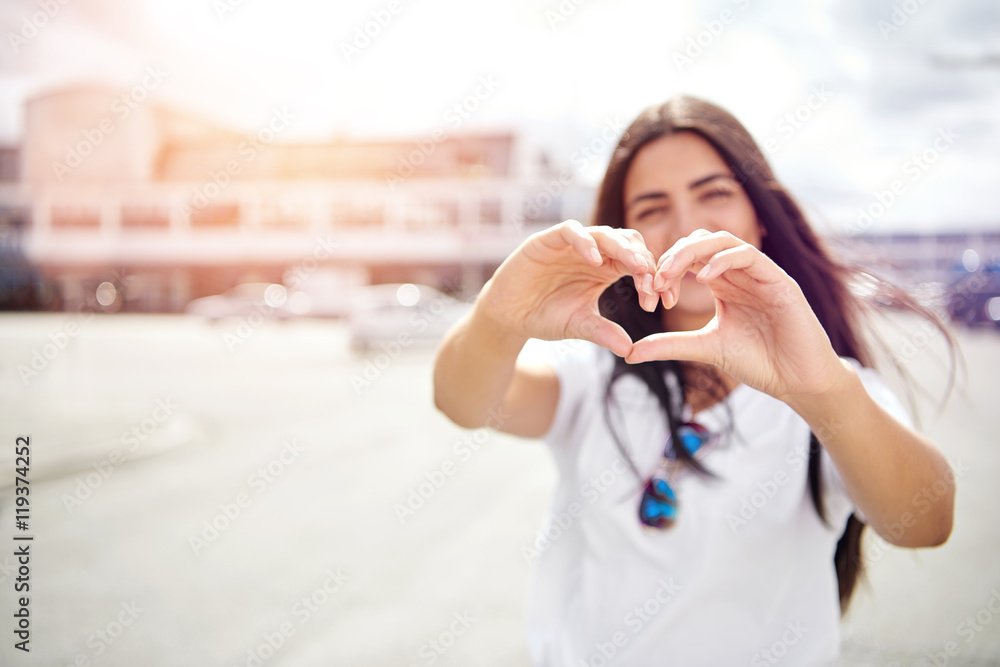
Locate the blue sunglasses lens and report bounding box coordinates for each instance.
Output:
[676,422,709,455]
[641,422,711,530]
[639,477,677,528]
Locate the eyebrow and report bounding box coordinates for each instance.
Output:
[626,173,736,210]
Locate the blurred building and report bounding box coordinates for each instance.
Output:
[833,232,1000,283]
[1,86,996,316]
[0,86,593,312]
[828,232,1000,292]
[831,232,1000,326]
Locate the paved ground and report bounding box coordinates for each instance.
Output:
[0,311,997,666]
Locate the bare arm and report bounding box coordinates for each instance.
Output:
[785,361,954,547]
[432,301,560,438]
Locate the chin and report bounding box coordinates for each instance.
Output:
[673,283,716,315]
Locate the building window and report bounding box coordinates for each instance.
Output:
[401,200,458,231]
[190,204,239,228]
[122,205,169,229]
[260,201,309,229]
[520,190,561,225]
[51,205,100,229]
[0,148,18,183]
[334,200,383,228]
[479,198,502,226]
[0,206,31,232]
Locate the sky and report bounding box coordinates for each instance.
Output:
[1,0,998,233]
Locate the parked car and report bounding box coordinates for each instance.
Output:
[947,269,1000,328]
[0,249,60,310]
[282,268,366,318]
[348,283,470,351]
[184,283,299,321]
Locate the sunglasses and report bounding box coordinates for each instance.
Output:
[638,422,716,529]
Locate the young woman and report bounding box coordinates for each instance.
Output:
[433,97,955,665]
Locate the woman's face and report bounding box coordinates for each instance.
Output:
[623,131,765,326]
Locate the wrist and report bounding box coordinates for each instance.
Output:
[780,358,864,437]
[469,288,529,354]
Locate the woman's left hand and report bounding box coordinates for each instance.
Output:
[625,229,850,405]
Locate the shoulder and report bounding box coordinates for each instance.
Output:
[517,339,616,443]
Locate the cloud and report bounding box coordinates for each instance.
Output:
[1,0,996,231]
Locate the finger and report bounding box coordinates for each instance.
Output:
[695,244,786,286]
[590,227,653,283]
[653,230,740,291]
[620,228,657,287]
[573,313,633,358]
[659,284,676,310]
[657,256,710,310]
[697,248,804,312]
[594,267,657,313]
[554,219,603,266]
[641,285,659,312]
[605,259,657,312]
[625,329,717,366]
[595,228,658,311]
[634,248,657,305]
[631,278,657,313]
[607,257,658,312]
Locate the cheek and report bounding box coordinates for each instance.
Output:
[721,204,762,248]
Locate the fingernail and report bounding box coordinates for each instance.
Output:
[642,273,653,294]
[653,272,665,291]
[646,292,657,312]
[590,248,602,264]
[697,263,713,280]
[660,254,674,273]
[634,252,647,270]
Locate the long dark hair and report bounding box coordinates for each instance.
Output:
[593,96,951,612]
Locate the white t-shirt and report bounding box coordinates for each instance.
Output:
[518,339,913,667]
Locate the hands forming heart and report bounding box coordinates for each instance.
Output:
[478,220,849,405]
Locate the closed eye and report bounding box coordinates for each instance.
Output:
[635,205,668,221]
[701,188,734,201]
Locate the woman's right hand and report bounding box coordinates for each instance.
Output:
[475,219,658,358]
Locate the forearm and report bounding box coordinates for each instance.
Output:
[433,297,528,429]
[784,359,955,547]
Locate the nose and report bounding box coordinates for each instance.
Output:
[648,200,707,258]
[672,198,705,240]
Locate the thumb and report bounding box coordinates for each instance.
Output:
[572,315,633,359]
[625,330,716,365]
